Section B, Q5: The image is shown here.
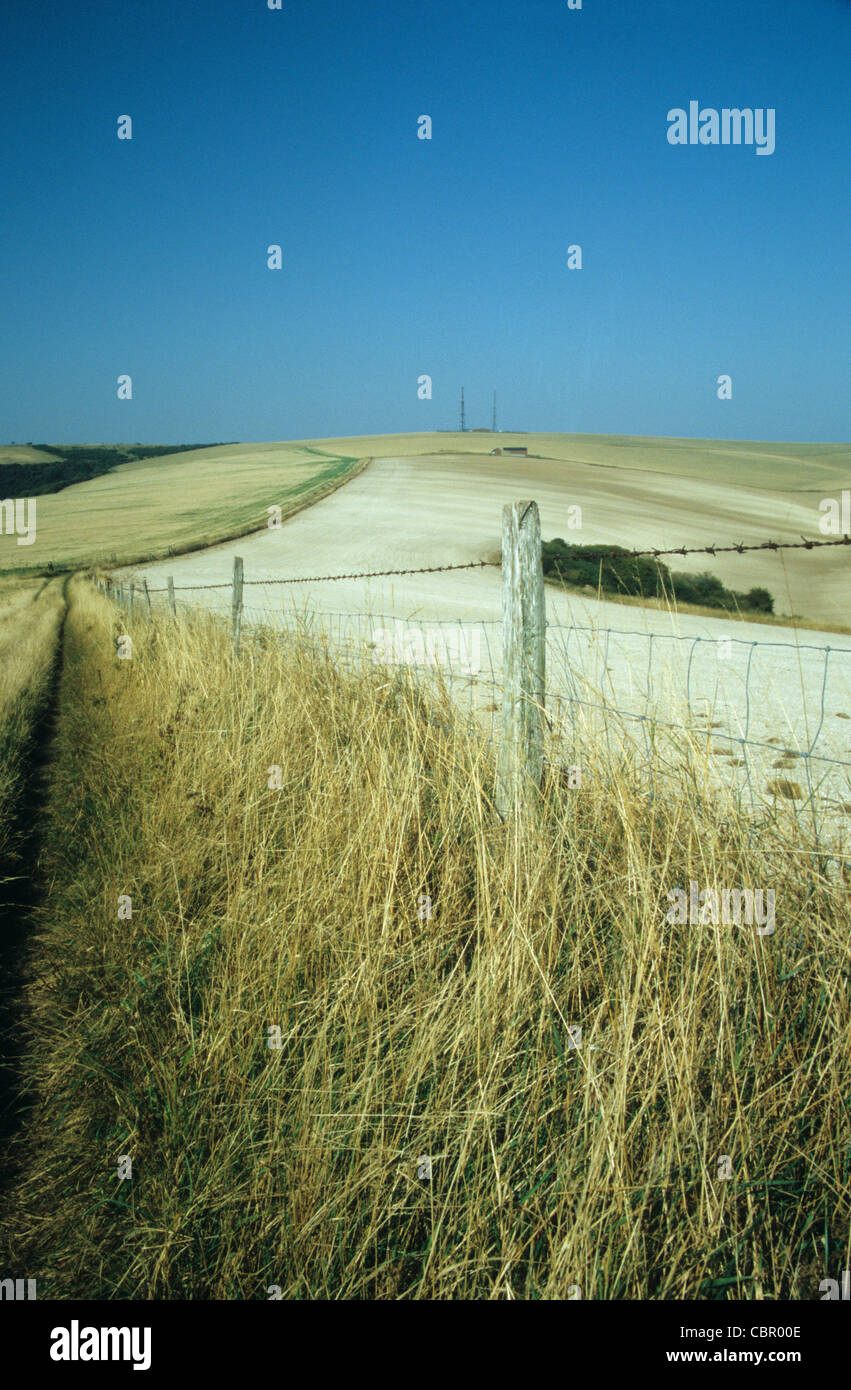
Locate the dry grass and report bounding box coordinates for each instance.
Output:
[0,576,65,862]
[1,576,848,1299]
[542,573,851,637]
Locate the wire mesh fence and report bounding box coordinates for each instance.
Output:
[103,529,851,857]
[123,578,851,845]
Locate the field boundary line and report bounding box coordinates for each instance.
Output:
[134,531,850,594]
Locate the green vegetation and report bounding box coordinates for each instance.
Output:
[0,444,367,575]
[542,538,775,614]
[0,577,846,1298]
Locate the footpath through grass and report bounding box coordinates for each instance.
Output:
[0,576,66,1192]
[0,577,65,872]
[0,576,848,1298]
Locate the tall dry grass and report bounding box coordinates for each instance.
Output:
[1,574,848,1299]
[0,577,65,863]
[0,574,66,1194]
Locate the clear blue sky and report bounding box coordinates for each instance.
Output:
[2,0,849,444]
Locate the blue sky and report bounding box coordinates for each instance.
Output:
[2,0,849,444]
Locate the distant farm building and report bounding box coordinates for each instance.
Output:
[490,446,528,456]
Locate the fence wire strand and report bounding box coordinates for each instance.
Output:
[128,532,849,595]
[100,536,851,859]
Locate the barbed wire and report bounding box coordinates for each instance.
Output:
[141,559,500,592]
[564,535,851,562]
[127,534,849,594]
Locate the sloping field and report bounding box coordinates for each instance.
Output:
[3,430,848,585]
[306,431,850,493]
[0,446,62,464]
[122,448,851,832]
[0,442,364,572]
[122,445,851,629]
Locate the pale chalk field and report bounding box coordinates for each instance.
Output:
[116,443,851,836]
[4,431,849,618]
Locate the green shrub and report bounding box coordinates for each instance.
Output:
[543,542,774,614]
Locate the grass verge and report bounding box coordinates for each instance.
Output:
[0,575,66,1192]
[1,576,848,1298]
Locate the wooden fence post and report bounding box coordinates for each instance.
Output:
[167,576,176,615]
[495,501,546,818]
[232,556,244,656]
[143,579,152,616]
[129,582,135,617]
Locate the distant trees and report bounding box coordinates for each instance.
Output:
[541,539,774,615]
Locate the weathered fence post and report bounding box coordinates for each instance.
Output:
[495,501,546,819]
[129,581,135,617]
[167,576,176,616]
[143,578,152,616]
[232,556,244,656]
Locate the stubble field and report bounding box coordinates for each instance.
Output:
[116,441,851,836]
